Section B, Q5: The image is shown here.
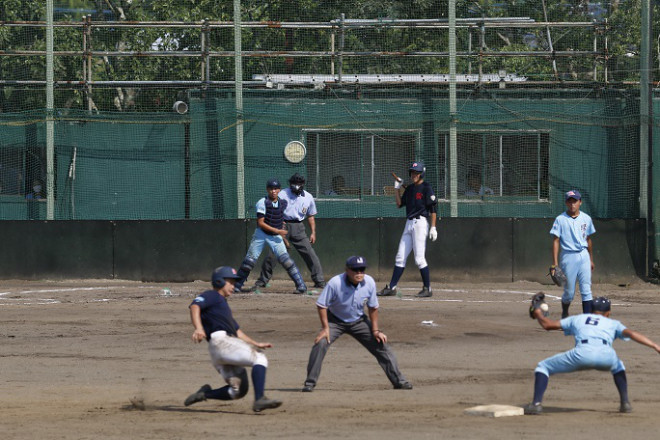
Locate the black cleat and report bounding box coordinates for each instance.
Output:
[377,285,398,297]
[184,384,211,406]
[302,385,314,392]
[523,402,543,415]
[619,401,632,413]
[313,281,326,288]
[415,287,432,298]
[253,396,283,412]
[394,381,413,390]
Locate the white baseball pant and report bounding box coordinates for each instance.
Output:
[394,217,429,269]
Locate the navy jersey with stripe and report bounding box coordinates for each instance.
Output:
[190,290,240,340]
[401,181,437,219]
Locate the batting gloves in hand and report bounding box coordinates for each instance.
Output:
[394,178,402,189]
[429,227,437,242]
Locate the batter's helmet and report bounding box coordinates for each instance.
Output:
[289,173,305,195]
[266,178,281,189]
[409,161,426,179]
[211,266,241,289]
[592,296,611,312]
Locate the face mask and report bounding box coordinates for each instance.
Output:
[290,184,303,195]
[34,185,42,192]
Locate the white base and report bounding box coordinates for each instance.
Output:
[464,404,524,417]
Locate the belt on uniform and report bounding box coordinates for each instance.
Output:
[579,339,608,345]
[286,219,303,223]
[408,215,424,220]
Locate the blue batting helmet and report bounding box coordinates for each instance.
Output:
[211,266,241,289]
[409,161,426,179]
[266,178,281,189]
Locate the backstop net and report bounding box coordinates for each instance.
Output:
[0,1,653,220]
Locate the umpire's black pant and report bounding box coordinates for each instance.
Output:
[303,313,408,389]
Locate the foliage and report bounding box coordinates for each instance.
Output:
[0,1,654,112]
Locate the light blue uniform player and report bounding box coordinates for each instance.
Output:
[233,178,307,294]
[550,189,596,317]
[525,297,660,415]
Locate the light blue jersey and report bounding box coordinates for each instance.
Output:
[535,314,629,377]
[316,273,378,323]
[550,211,595,252]
[278,187,317,221]
[550,211,596,304]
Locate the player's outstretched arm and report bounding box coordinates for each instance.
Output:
[533,308,562,331]
[623,328,660,354]
[237,329,273,349]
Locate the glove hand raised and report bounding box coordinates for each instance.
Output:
[429,227,437,242]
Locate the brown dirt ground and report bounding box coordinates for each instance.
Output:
[1,278,659,439]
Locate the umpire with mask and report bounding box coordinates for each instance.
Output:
[250,173,325,291]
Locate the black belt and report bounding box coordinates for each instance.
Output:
[286,219,303,223]
[580,339,607,345]
[408,215,425,220]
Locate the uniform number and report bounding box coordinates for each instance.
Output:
[585,316,600,326]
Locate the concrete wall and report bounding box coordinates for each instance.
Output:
[0,219,646,285]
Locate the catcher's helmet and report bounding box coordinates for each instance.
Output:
[592,296,611,312]
[211,266,240,289]
[289,173,305,195]
[266,178,281,189]
[409,161,426,179]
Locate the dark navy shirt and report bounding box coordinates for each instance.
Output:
[400,181,437,219]
[190,290,240,340]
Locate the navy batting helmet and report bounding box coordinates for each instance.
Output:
[592,296,611,312]
[211,266,241,289]
[266,178,281,189]
[289,173,305,195]
[409,161,426,179]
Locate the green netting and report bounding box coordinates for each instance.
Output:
[0,1,657,224]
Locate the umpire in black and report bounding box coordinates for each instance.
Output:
[251,173,325,290]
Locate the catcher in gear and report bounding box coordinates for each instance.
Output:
[524,296,660,415]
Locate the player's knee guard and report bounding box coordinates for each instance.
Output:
[278,255,306,290]
[227,369,249,399]
[234,257,256,290]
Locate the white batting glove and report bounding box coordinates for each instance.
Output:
[429,227,437,242]
[394,178,402,189]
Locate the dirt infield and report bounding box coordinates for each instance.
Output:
[1,278,659,439]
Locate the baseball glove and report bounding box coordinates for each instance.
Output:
[529,292,549,319]
[548,265,566,287]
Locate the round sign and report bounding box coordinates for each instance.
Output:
[283,141,307,163]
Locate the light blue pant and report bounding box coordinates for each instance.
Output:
[560,249,592,304]
[246,228,289,261]
[535,342,625,377]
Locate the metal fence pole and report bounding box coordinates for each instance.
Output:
[234,0,246,219]
[46,0,55,219]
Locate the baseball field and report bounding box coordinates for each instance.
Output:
[1,278,659,439]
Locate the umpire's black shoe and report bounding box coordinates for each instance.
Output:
[377,284,398,297]
[253,396,283,412]
[394,381,413,390]
[415,287,432,298]
[313,281,326,288]
[619,401,633,413]
[302,385,314,392]
[184,384,211,406]
[523,402,543,415]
